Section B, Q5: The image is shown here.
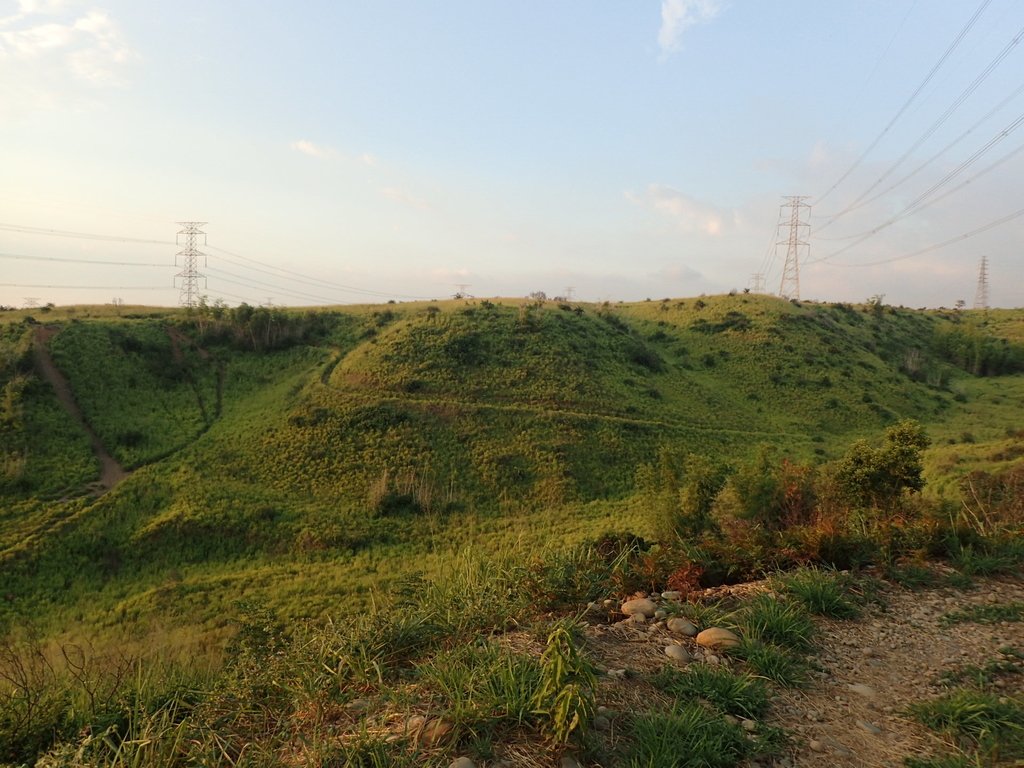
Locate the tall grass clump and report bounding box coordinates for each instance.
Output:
[775,567,860,619]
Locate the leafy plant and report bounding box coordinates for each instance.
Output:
[531,619,596,744]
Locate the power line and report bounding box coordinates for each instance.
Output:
[206,245,438,300]
[0,283,169,290]
[0,222,173,245]
[817,21,1024,230]
[205,266,357,306]
[823,204,1024,268]
[0,251,169,267]
[815,79,1024,231]
[809,112,1024,263]
[815,0,994,206]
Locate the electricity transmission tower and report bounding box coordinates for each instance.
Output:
[175,222,207,308]
[974,255,989,311]
[750,273,766,293]
[776,196,811,300]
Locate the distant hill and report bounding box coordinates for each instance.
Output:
[0,295,1021,645]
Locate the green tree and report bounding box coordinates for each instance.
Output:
[832,419,930,512]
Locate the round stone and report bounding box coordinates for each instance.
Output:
[696,627,741,649]
[664,644,690,663]
[621,598,657,618]
[667,617,698,637]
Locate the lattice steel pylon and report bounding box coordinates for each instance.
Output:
[974,255,989,311]
[175,222,207,308]
[776,196,811,300]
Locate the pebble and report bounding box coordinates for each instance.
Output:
[667,617,698,637]
[662,590,682,600]
[622,598,657,618]
[706,654,721,665]
[593,714,610,731]
[664,644,690,663]
[450,758,476,768]
[741,718,757,732]
[724,714,738,725]
[654,609,668,620]
[560,757,582,768]
[630,613,647,625]
[696,627,741,649]
[809,740,825,752]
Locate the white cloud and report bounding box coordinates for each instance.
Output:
[628,184,727,235]
[0,1,136,110]
[658,0,721,54]
[290,139,338,159]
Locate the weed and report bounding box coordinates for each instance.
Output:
[910,688,1024,760]
[625,703,759,767]
[937,647,1024,689]
[776,567,860,619]
[651,665,769,719]
[731,639,809,687]
[886,562,941,590]
[532,618,596,745]
[735,594,815,651]
[940,602,1024,627]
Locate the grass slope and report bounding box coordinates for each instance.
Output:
[0,295,1021,645]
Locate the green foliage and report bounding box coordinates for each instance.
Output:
[720,447,816,530]
[636,446,726,540]
[731,639,809,687]
[831,419,930,511]
[651,665,769,719]
[776,567,861,619]
[734,594,815,651]
[933,322,1024,376]
[937,647,1024,689]
[625,703,761,768]
[531,618,596,745]
[940,602,1024,627]
[910,688,1024,760]
[415,642,543,741]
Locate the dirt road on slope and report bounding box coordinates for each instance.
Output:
[32,326,127,492]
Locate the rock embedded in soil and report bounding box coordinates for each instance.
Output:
[621,598,657,618]
[662,590,682,600]
[420,718,453,746]
[857,720,882,735]
[667,617,698,636]
[450,759,476,768]
[696,627,741,649]
[664,644,691,663]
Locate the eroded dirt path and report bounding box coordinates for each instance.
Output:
[578,572,1024,767]
[33,326,128,492]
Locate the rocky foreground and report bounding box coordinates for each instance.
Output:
[440,570,1023,768]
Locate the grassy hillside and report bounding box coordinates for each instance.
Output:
[0,295,1021,647]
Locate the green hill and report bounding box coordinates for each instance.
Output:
[0,295,1022,647]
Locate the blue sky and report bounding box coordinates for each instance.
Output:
[2,0,1023,307]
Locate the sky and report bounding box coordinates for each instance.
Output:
[1,0,1023,308]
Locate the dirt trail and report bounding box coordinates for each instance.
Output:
[33,326,127,492]
[581,572,1024,767]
